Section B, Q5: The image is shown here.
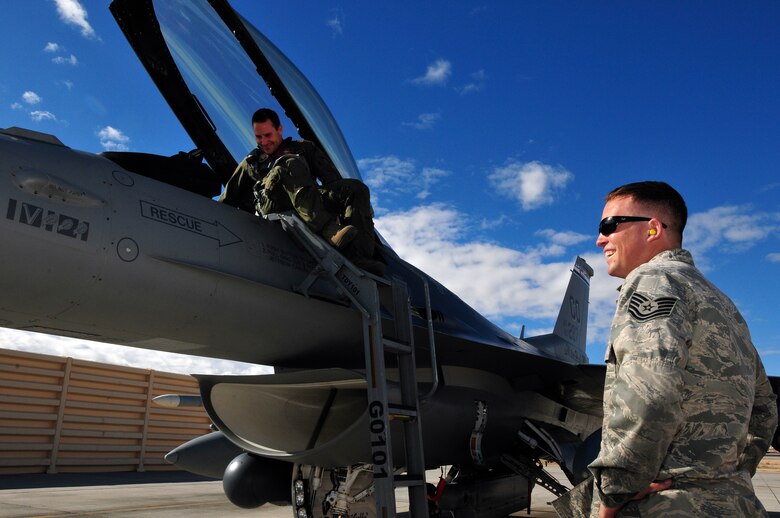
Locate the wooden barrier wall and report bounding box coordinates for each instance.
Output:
[0,348,212,474]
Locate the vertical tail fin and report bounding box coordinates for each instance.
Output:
[526,256,593,364]
[552,256,593,354]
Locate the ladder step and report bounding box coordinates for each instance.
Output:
[383,338,412,355]
[393,474,425,487]
[388,404,418,421]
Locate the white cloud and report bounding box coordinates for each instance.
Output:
[359,155,416,192]
[489,160,574,210]
[402,112,441,130]
[536,229,592,247]
[480,214,509,230]
[375,204,618,337]
[768,253,780,263]
[22,91,42,105]
[534,229,592,256]
[418,167,450,200]
[98,125,130,151]
[412,59,452,86]
[457,69,487,95]
[0,328,270,376]
[53,0,96,39]
[326,10,344,35]
[10,102,23,110]
[685,205,780,258]
[52,54,79,66]
[30,110,56,122]
[358,155,450,208]
[44,42,62,53]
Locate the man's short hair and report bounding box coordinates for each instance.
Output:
[251,108,281,129]
[605,181,688,238]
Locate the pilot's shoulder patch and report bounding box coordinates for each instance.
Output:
[627,292,678,322]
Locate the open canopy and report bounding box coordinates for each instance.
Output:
[110,0,361,185]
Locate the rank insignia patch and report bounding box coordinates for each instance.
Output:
[627,292,678,322]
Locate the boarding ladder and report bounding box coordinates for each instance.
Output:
[268,213,437,518]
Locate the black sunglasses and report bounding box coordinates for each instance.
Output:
[599,216,667,236]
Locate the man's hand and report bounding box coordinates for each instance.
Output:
[598,479,672,517]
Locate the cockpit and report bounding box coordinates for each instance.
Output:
[105,0,362,198]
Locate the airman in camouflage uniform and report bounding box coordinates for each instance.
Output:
[568,181,777,518]
[219,108,378,270]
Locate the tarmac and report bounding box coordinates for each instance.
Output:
[1,467,779,517]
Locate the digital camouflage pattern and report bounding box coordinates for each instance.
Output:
[582,249,777,517]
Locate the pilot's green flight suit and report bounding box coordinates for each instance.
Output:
[219,138,376,261]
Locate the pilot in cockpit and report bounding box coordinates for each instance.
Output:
[219,108,383,274]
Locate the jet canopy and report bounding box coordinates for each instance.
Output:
[110,0,361,185]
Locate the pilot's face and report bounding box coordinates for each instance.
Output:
[596,196,656,279]
[254,120,284,155]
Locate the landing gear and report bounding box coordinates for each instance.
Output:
[293,464,377,518]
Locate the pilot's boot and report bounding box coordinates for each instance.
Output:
[320,221,358,249]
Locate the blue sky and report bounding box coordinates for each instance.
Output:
[1,1,779,375]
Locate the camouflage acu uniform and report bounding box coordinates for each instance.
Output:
[585,249,777,517]
[219,138,375,258]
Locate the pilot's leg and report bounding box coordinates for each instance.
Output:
[322,179,376,259]
[274,156,357,249]
[322,179,385,274]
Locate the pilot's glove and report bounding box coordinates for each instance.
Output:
[261,168,281,191]
[253,180,269,215]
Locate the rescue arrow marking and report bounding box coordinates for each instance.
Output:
[140,200,241,247]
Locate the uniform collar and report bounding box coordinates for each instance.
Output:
[617,249,694,293]
[648,248,694,266]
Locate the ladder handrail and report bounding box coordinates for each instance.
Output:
[418,276,439,400]
[267,212,428,517]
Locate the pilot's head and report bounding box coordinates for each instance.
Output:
[596,181,687,279]
[252,108,284,155]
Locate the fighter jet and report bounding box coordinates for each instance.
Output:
[0,0,612,516]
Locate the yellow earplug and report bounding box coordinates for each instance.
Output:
[648,229,657,236]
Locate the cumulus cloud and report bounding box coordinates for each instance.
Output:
[30,110,56,122]
[768,253,780,263]
[412,59,452,86]
[489,160,574,210]
[359,155,416,191]
[685,205,780,258]
[358,155,450,208]
[10,102,23,110]
[22,91,42,105]
[52,54,79,66]
[402,112,441,130]
[44,42,62,53]
[53,0,96,39]
[97,125,130,151]
[375,204,618,340]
